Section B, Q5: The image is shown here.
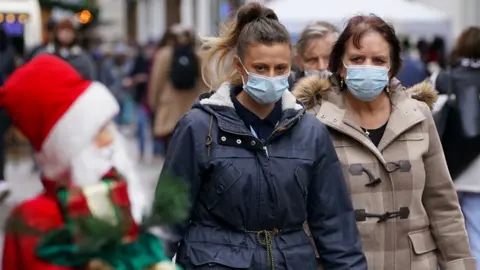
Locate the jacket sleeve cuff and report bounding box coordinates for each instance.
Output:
[443,258,476,270]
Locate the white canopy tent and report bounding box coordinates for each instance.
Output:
[267,0,452,40]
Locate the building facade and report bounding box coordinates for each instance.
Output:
[93,0,272,44]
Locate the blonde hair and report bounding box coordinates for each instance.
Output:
[296,21,339,58]
[201,3,291,90]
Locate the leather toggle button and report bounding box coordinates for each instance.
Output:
[216,185,225,194]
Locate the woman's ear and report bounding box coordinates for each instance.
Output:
[233,56,244,74]
[233,56,248,83]
[339,66,346,79]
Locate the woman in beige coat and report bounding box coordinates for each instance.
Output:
[294,15,475,270]
[148,26,207,148]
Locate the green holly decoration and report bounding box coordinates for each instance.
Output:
[143,172,190,227]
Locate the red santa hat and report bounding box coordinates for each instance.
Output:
[0,55,119,181]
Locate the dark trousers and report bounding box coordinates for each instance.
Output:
[0,109,12,181]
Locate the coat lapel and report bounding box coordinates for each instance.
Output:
[377,89,426,151]
[317,99,387,166]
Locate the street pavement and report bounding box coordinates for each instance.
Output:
[0,134,164,267]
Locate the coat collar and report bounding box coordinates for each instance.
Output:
[200,82,303,111]
[293,76,438,165]
[46,43,82,56]
[196,82,304,136]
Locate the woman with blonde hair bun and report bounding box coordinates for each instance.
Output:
[155,2,367,270]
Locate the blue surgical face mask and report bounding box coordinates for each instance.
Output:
[344,63,389,102]
[239,60,290,104]
[305,69,331,78]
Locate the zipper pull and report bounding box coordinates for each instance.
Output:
[263,146,269,157]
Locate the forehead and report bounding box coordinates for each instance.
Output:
[303,35,336,56]
[243,43,291,64]
[345,31,390,56]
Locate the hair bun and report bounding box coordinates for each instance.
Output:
[236,3,278,27]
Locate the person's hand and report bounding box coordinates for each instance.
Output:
[133,73,148,83]
[123,77,134,88]
[85,259,114,270]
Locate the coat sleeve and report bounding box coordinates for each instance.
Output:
[421,107,476,270]
[147,48,170,111]
[83,53,98,81]
[2,202,74,270]
[307,123,367,270]
[154,114,203,257]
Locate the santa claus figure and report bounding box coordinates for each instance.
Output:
[0,55,182,270]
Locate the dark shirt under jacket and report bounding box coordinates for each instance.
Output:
[231,85,282,142]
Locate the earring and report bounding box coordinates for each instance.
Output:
[386,86,390,93]
[340,78,345,89]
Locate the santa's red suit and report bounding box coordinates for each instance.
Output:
[0,55,159,270]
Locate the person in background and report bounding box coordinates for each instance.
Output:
[429,36,447,70]
[396,37,429,87]
[294,14,475,270]
[433,27,480,267]
[157,3,367,269]
[100,42,135,126]
[147,25,207,152]
[292,21,339,85]
[34,18,97,80]
[25,19,56,62]
[0,26,16,203]
[156,29,176,50]
[127,41,156,160]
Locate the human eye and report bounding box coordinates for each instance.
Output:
[276,65,287,73]
[254,65,266,72]
[373,58,387,65]
[350,56,364,64]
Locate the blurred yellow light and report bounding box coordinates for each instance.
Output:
[18,14,29,24]
[77,10,92,24]
[5,14,15,23]
[0,14,4,23]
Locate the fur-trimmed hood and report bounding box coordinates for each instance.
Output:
[293,76,438,110]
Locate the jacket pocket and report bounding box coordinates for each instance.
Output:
[294,165,309,201]
[184,242,254,269]
[408,229,438,270]
[202,164,242,210]
[280,241,318,270]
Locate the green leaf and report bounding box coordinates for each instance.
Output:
[144,173,190,227]
[74,216,124,252]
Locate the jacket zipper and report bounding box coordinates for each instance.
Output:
[263,146,269,157]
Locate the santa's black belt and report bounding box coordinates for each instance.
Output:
[355,207,410,223]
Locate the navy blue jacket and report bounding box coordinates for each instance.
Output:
[157,83,367,269]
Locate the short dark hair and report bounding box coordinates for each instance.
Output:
[329,15,402,77]
[451,27,480,62]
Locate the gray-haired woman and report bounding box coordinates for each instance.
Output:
[292,21,339,84]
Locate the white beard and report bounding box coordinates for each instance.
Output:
[70,126,148,223]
